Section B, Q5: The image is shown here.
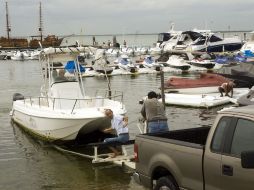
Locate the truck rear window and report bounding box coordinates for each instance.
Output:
[211,117,232,153]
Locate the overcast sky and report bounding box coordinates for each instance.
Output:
[0,0,253,37]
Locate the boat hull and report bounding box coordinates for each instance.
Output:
[11,109,100,141]
[166,86,220,94]
[189,61,215,69]
[167,64,190,71]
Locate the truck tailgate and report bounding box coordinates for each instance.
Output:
[136,136,204,190]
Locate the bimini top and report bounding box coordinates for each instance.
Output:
[41,47,93,55]
[40,46,97,62]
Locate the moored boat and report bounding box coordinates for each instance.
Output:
[188,59,215,69]
[10,46,126,143]
[165,73,231,94]
[114,54,138,74]
[163,88,249,108]
[166,55,191,71]
[92,49,113,75]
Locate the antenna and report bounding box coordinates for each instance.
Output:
[5,2,11,41]
[39,2,43,43]
[169,22,175,31]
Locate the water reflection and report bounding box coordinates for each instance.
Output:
[11,122,142,190]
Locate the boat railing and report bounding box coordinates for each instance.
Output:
[21,91,124,114]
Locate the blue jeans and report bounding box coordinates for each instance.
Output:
[148,120,169,133]
[104,133,129,144]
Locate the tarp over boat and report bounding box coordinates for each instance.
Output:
[165,73,230,89]
[216,62,254,88]
[65,60,85,73]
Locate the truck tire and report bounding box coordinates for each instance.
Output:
[154,176,178,190]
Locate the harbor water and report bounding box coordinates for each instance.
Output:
[0,59,224,190]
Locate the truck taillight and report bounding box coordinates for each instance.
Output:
[134,143,139,162]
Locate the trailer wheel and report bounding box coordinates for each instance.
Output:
[154,176,178,190]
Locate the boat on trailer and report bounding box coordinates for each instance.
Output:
[10,46,126,143]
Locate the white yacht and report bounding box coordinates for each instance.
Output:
[11,47,126,142]
[163,30,243,52]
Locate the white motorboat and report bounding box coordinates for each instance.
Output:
[166,55,191,71]
[149,46,162,55]
[0,51,7,60]
[11,46,126,142]
[188,59,216,69]
[121,47,135,56]
[92,49,113,75]
[141,55,161,71]
[157,22,182,51]
[11,51,29,61]
[114,54,138,74]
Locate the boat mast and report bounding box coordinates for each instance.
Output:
[5,2,11,42]
[39,2,43,43]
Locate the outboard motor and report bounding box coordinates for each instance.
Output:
[130,67,137,73]
[155,66,161,71]
[13,93,24,101]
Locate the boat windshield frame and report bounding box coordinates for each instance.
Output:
[39,47,96,97]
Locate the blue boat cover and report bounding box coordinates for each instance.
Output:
[244,50,254,58]
[65,61,85,73]
[144,57,154,64]
[120,58,129,65]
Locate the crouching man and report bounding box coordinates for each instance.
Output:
[103,109,129,158]
[218,81,235,98]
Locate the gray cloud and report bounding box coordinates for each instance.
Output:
[0,0,253,37]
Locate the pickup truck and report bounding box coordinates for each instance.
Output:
[133,105,254,190]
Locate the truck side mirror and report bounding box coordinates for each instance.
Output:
[241,151,254,169]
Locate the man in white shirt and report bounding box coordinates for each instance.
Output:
[103,109,129,157]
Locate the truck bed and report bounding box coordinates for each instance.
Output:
[143,126,210,146]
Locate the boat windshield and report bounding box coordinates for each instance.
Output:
[158,33,171,42]
[209,35,223,42]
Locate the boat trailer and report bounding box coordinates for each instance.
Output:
[54,140,135,168]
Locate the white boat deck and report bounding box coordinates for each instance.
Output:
[163,88,250,108]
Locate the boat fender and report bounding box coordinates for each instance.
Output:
[13,93,24,101]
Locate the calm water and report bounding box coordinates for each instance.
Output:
[0,60,223,190]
